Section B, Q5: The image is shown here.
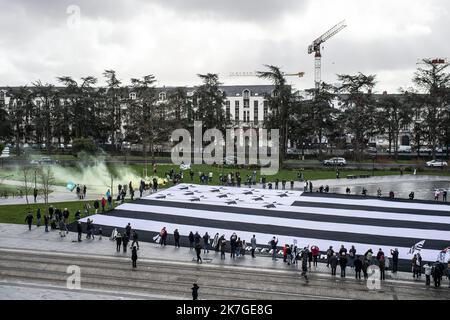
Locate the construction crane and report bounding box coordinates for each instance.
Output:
[229,71,305,78]
[308,20,347,90]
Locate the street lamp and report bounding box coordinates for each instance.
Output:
[372,149,377,177]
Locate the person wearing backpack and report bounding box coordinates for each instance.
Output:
[326,246,334,267]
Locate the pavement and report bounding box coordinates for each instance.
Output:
[0,223,449,300]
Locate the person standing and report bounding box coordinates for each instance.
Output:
[309,181,313,193]
[424,262,432,286]
[188,231,194,250]
[131,230,139,250]
[83,185,87,199]
[339,251,348,278]
[101,197,106,213]
[174,229,180,248]
[25,212,33,231]
[33,188,38,203]
[330,253,338,276]
[362,257,369,280]
[125,223,132,239]
[379,254,386,280]
[443,190,448,202]
[77,221,82,242]
[36,208,41,227]
[432,261,443,288]
[220,237,226,260]
[195,243,202,264]
[44,213,49,232]
[391,248,399,273]
[160,227,168,246]
[301,248,308,281]
[94,200,99,214]
[311,245,319,267]
[354,256,362,279]
[116,232,122,252]
[192,283,199,300]
[48,205,54,219]
[251,235,257,258]
[269,237,278,261]
[131,246,138,269]
[326,246,334,267]
[202,232,210,253]
[212,233,219,252]
[122,232,129,253]
[348,245,356,268]
[230,233,237,259]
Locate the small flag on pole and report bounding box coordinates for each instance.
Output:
[408,240,425,255]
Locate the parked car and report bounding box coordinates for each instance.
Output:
[323,157,347,166]
[426,160,448,167]
[287,148,301,155]
[30,157,58,165]
[398,145,412,153]
[418,146,432,153]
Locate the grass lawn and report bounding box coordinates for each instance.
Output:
[0,200,123,225]
[0,184,52,196]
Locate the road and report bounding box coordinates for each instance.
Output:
[0,223,449,300]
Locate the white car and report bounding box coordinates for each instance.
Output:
[426,160,448,167]
[323,157,346,166]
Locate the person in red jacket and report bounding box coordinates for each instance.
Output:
[311,245,320,267]
[101,197,107,213]
[283,244,288,263]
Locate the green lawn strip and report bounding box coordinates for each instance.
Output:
[0,200,127,225]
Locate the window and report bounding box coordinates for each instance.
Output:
[235,101,240,121]
[263,101,268,118]
[129,92,136,100]
[0,91,4,99]
[158,92,166,101]
[244,100,250,108]
[254,103,258,122]
[243,89,250,99]
[225,101,230,120]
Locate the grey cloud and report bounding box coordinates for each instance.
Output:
[152,0,307,22]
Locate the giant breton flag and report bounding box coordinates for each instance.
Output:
[80,183,450,261]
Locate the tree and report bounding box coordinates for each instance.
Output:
[257,65,293,166]
[413,59,450,159]
[125,75,166,166]
[38,165,54,205]
[379,94,412,160]
[0,94,11,140]
[21,166,33,204]
[193,74,228,133]
[7,87,34,156]
[336,73,378,161]
[103,70,122,150]
[304,83,338,157]
[32,81,58,154]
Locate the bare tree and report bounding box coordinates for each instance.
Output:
[21,166,33,204]
[38,165,54,205]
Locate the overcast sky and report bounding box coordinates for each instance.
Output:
[0,0,448,92]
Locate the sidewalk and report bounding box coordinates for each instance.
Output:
[0,223,435,286]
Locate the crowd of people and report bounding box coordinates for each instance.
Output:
[23,208,450,289]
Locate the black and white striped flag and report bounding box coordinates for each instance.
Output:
[79,184,450,262]
[408,240,425,255]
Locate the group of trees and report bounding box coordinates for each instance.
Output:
[0,60,449,164]
[263,59,450,163]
